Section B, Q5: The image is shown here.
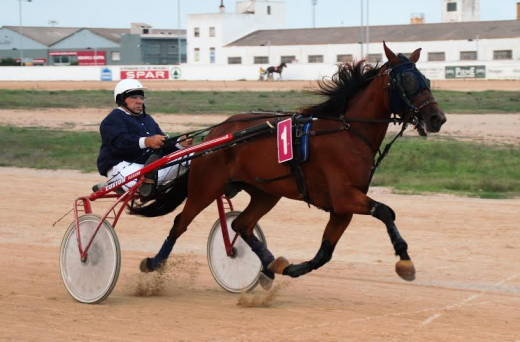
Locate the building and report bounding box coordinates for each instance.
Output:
[0,23,186,66]
[442,0,480,23]
[187,0,285,65]
[223,20,519,66]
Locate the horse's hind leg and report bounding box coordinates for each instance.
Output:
[141,173,227,272]
[231,186,281,289]
[279,212,353,278]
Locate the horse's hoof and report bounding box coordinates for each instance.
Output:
[258,272,274,291]
[139,258,152,273]
[268,257,290,274]
[396,260,416,281]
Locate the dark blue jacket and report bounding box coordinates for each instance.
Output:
[97,108,172,176]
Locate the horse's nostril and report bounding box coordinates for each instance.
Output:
[430,115,443,132]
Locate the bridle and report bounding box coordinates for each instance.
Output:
[384,54,437,124]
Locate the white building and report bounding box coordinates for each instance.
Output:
[442,0,480,23]
[187,0,285,64]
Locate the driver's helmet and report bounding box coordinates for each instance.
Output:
[114,79,147,105]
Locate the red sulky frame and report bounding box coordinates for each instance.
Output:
[72,133,238,262]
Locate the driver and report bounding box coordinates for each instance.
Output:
[96,79,192,197]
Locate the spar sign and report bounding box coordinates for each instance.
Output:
[120,66,170,80]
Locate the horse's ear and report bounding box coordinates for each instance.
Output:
[409,48,422,63]
[383,41,399,66]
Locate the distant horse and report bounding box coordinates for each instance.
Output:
[136,43,446,288]
[264,62,287,80]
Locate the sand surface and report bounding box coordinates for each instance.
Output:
[0,167,519,341]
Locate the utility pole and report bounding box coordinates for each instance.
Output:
[18,0,33,66]
[366,0,370,58]
[312,0,317,28]
[360,0,364,59]
[178,0,181,64]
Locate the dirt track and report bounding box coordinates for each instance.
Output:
[0,167,519,341]
[1,80,520,341]
[2,79,520,91]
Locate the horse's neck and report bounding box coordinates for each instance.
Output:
[344,80,392,152]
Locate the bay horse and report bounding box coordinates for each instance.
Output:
[264,62,287,80]
[135,43,446,289]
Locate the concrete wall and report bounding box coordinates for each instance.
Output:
[1,60,520,81]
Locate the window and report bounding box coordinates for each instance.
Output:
[194,48,200,62]
[53,55,75,65]
[254,56,269,64]
[447,2,457,11]
[493,50,512,60]
[367,54,382,63]
[209,27,215,37]
[337,54,353,63]
[147,44,160,55]
[267,5,271,15]
[460,51,477,60]
[308,55,323,63]
[194,27,200,37]
[111,51,120,61]
[228,57,242,64]
[428,52,446,61]
[281,55,296,63]
[167,45,178,55]
[210,47,215,64]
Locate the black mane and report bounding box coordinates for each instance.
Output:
[300,61,382,117]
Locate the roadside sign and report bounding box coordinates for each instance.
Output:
[101,67,112,81]
[445,66,486,79]
[170,67,182,80]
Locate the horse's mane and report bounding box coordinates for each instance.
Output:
[300,61,382,117]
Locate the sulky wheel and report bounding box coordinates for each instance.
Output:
[207,211,266,293]
[60,214,121,304]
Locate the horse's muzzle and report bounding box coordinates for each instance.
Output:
[427,110,447,133]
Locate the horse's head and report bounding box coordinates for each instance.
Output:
[280,62,287,69]
[383,43,446,135]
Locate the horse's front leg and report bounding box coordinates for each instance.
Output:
[273,212,352,278]
[329,186,415,281]
[370,201,415,281]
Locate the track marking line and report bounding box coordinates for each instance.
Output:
[419,273,520,327]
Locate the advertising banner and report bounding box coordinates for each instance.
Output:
[445,66,486,79]
[120,66,170,80]
[77,51,106,66]
[49,51,106,66]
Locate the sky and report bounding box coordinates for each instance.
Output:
[0,0,518,30]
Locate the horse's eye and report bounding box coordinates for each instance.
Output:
[401,72,418,95]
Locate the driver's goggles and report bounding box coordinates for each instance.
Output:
[128,95,145,101]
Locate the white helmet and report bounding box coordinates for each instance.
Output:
[114,79,147,103]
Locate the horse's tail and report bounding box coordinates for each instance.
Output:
[127,170,189,217]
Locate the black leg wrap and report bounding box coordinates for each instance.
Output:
[242,234,275,277]
[283,262,312,278]
[371,202,396,222]
[372,202,410,260]
[283,240,334,278]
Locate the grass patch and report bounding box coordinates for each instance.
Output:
[371,137,520,198]
[434,90,520,113]
[1,126,519,198]
[1,89,519,114]
[0,126,101,172]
